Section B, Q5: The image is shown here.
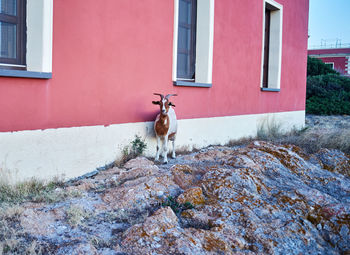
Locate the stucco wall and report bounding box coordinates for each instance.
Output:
[0,110,305,183]
[0,0,309,183]
[0,0,309,132]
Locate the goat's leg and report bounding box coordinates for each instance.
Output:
[155,136,161,161]
[162,135,168,164]
[171,137,176,159]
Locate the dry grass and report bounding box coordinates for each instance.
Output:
[280,127,350,154]
[254,120,350,154]
[0,204,39,255]
[0,178,67,205]
[0,177,85,207]
[0,178,84,254]
[66,205,91,228]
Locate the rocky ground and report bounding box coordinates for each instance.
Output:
[0,115,350,254]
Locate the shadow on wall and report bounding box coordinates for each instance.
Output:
[139,110,159,123]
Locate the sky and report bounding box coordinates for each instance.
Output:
[308,0,350,49]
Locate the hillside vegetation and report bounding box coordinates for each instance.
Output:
[306,57,350,115]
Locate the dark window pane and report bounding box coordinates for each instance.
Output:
[0,0,16,16]
[179,0,191,24]
[178,26,190,50]
[177,0,196,80]
[263,8,271,88]
[0,21,16,58]
[177,53,189,77]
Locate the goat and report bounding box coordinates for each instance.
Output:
[152,93,177,164]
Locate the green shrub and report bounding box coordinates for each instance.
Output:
[306,74,350,115]
[307,56,338,76]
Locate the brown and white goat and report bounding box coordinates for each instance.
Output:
[152,93,177,164]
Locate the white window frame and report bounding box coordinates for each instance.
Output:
[260,0,283,91]
[172,0,215,87]
[26,0,53,73]
[0,0,53,78]
[324,62,334,69]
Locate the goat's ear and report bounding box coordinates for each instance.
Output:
[168,102,176,107]
[152,101,160,105]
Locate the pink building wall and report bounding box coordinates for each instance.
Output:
[0,0,309,133]
[308,48,350,76]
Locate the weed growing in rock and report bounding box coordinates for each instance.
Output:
[162,196,194,214]
[90,235,114,250]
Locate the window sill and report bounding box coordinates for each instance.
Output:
[174,80,212,88]
[261,87,280,92]
[0,69,52,79]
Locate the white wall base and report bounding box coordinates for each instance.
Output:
[0,110,304,184]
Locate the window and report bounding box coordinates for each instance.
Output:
[262,7,270,88]
[325,62,334,69]
[261,0,283,91]
[0,0,53,78]
[0,0,26,69]
[173,0,214,87]
[177,0,197,81]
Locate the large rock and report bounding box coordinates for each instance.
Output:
[8,141,350,254]
[118,142,349,254]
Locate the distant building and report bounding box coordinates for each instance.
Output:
[308,48,350,77]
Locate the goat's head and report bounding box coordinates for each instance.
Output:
[152,93,177,115]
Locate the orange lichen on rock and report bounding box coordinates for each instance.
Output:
[171,164,195,189]
[203,231,229,252]
[177,187,205,206]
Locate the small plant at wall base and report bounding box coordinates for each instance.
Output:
[120,135,147,164]
[131,135,147,156]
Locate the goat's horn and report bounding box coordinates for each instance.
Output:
[165,94,177,100]
[153,93,164,100]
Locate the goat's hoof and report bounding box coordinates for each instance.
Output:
[171,155,176,159]
[162,161,168,165]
